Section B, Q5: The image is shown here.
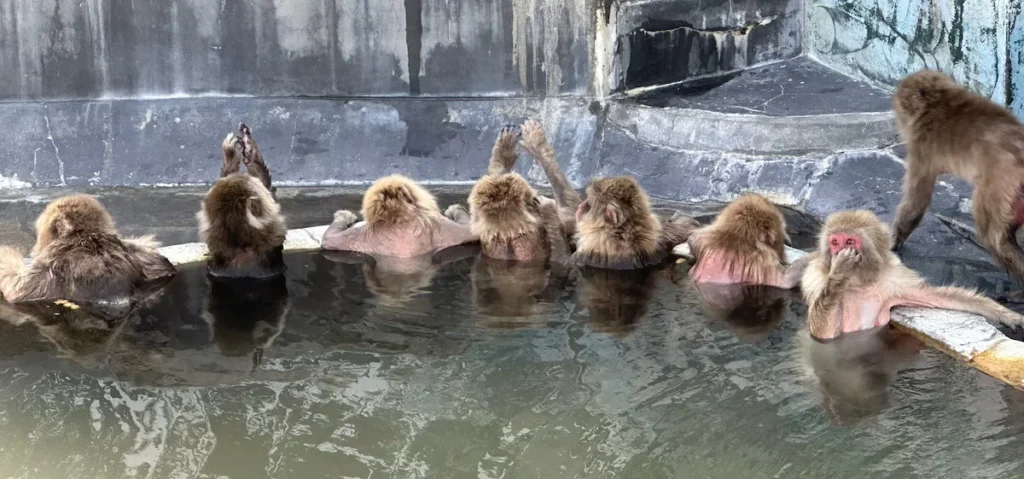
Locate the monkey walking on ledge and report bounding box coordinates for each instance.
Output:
[892,70,1024,301]
[802,210,1024,340]
[199,123,287,278]
[0,194,176,303]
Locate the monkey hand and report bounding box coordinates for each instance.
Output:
[444,204,471,225]
[497,124,521,148]
[830,248,862,277]
[519,119,550,158]
[669,211,700,228]
[222,133,241,154]
[332,210,359,228]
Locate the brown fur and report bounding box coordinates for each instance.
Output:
[892,70,1024,296]
[803,210,1024,340]
[466,125,570,263]
[688,194,805,288]
[199,127,286,278]
[519,119,582,234]
[0,195,176,304]
[572,176,697,269]
[322,175,478,258]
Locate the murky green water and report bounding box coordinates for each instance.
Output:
[0,250,1022,479]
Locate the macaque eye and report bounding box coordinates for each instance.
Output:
[830,238,839,246]
[845,238,855,246]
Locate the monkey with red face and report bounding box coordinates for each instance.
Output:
[803,210,1024,340]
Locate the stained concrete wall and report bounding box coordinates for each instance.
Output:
[0,0,595,99]
[608,0,804,92]
[0,0,805,101]
[806,0,1023,112]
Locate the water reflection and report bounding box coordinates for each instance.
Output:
[577,264,664,336]
[470,256,569,326]
[0,251,1018,477]
[798,327,926,426]
[692,282,795,342]
[204,274,290,368]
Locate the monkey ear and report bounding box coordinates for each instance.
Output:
[604,204,621,225]
[248,197,264,217]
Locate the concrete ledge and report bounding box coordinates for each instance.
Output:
[774,246,1023,391]
[158,225,333,266]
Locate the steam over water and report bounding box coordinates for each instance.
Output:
[0,250,1021,478]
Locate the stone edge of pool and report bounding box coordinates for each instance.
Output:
[159,226,1024,391]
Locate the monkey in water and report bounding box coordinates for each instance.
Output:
[0,195,176,304]
[322,175,478,257]
[802,210,1024,340]
[445,124,571,263]
[199,123,287,278]
[892,70,1024,300]
[686,194,809,288]
[572,176,699,269]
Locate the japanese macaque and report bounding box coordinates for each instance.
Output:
[322,175,477,257]
[803,210,1024,340]
[518,119,582,234]
[798,327,925,425]
[891,70,1024,299]
[0,195,176,303]
[687,194,807,288]
[572,176,699,269]
[198,124,286,278]
[456,124,570,263]
[204,275,289,369]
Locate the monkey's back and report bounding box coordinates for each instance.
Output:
[27,231,146,302]
[202,175,286,277]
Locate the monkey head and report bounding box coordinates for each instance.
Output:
[578,176,661,233]
[819,210,891,278]
[893,70,960,129]
[33,195,117,256]
[714,194,789,256]
[361,175,440,227]
[468,173,542,242]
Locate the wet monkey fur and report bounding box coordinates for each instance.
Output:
[0,195,176,303]
[518,119,583,235]
[457,124,570,263]
[802,210,1024,340]
[572,176,699,269]
[892,70,1024,299]
[687,194,808,288]
[321,175,478,257]
[199,123,287,278]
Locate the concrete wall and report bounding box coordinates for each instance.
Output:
[806,0,1022,111]
[0,0,595,99]
[608,0,804,92]
[0,0,805,101]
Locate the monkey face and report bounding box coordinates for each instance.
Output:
[828,232,863,255]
